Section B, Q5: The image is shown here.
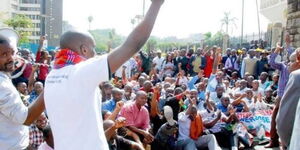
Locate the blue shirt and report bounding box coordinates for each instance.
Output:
[102,99,117,112]
[217,103,228,113]
[28,91,38,104]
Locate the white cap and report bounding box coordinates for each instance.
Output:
[0,28,19,51]
[163,106,175,126]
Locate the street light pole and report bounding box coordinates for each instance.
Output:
[256,0,261,40]
[241,0,244,47]
[142,0,146,17]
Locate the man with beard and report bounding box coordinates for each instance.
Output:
[0,28,45,149]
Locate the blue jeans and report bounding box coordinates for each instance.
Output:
[175,139,197,150]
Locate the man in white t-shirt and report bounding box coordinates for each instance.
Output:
[44,1,165,150]
[0,28,45,150]
[153,50,165,72]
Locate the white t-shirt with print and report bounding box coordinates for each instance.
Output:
[44,55,110,150]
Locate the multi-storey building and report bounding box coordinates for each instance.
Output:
[0,0,62,47]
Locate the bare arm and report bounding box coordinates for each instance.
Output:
[23,92,45,125]
[211,47,219,74]
[108,0,164,73]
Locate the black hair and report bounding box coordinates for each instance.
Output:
[102,110,109,120]
[0,38,7,44]
[42,125,52,139]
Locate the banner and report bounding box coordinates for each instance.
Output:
[236,109,273,137]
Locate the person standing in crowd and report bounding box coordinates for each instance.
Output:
[241,49,259,78]
[176,49,189,75]
[276,48,300,149]
[161,53,175,78]
[203,49,214,78]
[44,1,165,150]
[191,48,205,76]
[0,28,45,150]
[225,49,239,76]
[266,39,294,148]
[289,97,300,150]
[256,50,270,76]
[35,36,50,85]
[152,50,165,73]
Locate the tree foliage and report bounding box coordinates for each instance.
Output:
[220,12,237,35]
[89,29,124,53]
[4,14,33,44]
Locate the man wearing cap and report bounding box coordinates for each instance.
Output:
[153,50,165,72]
[0,28,45,150]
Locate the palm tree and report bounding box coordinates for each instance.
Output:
[220,12,237,35]
[88,15,93,31]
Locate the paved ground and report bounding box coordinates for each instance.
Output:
[254,145,280,150]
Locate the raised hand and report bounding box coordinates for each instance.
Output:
[39,36,46,44]
[115,101,124,111]
[114,117,126,129]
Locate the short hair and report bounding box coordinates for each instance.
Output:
[42,125,52,139]
[0,38,7,44]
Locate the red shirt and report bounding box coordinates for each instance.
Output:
[204,55,213,78]
[36,51,49,81]
[23,63,32,79]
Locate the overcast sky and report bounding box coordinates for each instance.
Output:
[63,0,270,38]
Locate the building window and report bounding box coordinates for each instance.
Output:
[21,0,40,4]
[11,4,18,10]
[20,7,40,11]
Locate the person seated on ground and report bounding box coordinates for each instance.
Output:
[223,79,232,94]
[28,113,48,150]
[140,80,154,94]
[175,69,189,88]
[246,75,254,88]
[120,91,154,144]
[16,81,30,106]
[123,84,136,101]
[184,89,205,111]
[102,88,124,112]
[38,125,54,150]
[210,85,225,105]
[201,97,238,150]
[164,87,187,121]
[270,73,279,91]
[251,80,264,97]
[259,72,271,90]
[104,119,144,150]
[133,76,146,92]
[153,106,178,150]
[232,79,248,95]
[102,101,124,121]
[263,88,276,105]
[28,81,44,104]
[229,71,240,87]
[231,93,249,112]
[188,69,204,90]
[100,82,114,102]
[178,100,221,150]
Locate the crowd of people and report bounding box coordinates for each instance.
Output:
[3,33,299,150]
[1,0,300,150]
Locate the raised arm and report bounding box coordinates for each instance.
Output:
[269,43,284,70]
[108,0,164,73]
[211,47,219,74]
